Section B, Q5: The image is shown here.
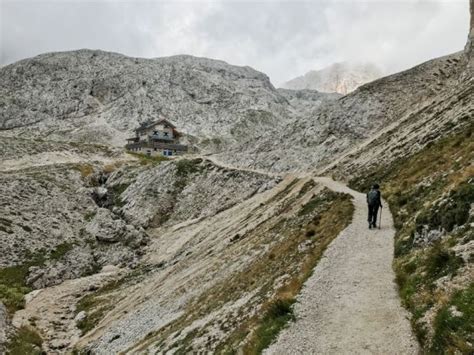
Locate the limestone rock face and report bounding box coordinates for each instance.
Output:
[282,62,383,95]
[0,50,292,146]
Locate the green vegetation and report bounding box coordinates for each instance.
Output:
[349,123,474,352]
[109,183,131,207]
[174,158,202,191]
[148,159,205,226]
[6,326,43,355]
[126,151,169,165]
[76,276,130,334]
[0,260,41,313]
[298,194,329,216]
[0,242,75,313]
[84,210,97,222]
[49,242,74,261]
[174,158,204,178]
[244,299,296,354]
[432,283,474,354]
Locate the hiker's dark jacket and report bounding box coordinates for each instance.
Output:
[366,189,382,208]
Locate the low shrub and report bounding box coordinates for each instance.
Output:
[6,326,43,355]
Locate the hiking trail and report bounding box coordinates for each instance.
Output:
[200,156,419,353]
[265,176,419,354]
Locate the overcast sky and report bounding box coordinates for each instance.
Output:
[0,0,470,85]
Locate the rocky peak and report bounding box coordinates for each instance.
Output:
[281,62,383,95]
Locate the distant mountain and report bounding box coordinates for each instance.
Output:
[282,62,384,95]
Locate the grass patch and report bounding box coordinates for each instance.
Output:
[424,242,464,281]
[0,243,74,313]
[0,258,43,313]
[126,151,169,165]
[75,277,130,335]
[244,298,295,354]
[49,242,74,261]
[431,283,474,354]
[109,183,131,207]
[175,158,204,178]
[298,194,328,216]
[84,210,97,222]
[6,326,43,354]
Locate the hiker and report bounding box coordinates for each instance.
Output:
[367,183,382,229]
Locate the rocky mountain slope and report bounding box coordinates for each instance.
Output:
[0,51,297,147]
[218,50,471,174]
[281,62,383,95]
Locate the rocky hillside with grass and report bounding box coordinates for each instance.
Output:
[0,141,290,353]
[0,139,353,353]
[39,175,352,354]
[347,124,473,354]
[330,30,474,353]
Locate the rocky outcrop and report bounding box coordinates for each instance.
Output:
[85,208,147,245]
[108,158,280,228]
[281,62,383,95]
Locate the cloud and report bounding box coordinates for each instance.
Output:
[0,0,470,86]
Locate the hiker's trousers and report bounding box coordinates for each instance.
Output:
[368,204,379,226]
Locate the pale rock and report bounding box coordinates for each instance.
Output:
[101,264,120,273]
[75,311,87,323]
[449,306,463,318]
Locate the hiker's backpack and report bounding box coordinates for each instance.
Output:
[367,189,379,206]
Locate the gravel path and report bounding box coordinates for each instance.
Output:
[265,177,419,355]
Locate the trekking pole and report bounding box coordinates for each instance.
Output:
[379,206,382,230]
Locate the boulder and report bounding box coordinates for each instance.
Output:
[86,208,125,243]
[86,208,147,246]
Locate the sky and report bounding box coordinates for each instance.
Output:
[0,0,470,86]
